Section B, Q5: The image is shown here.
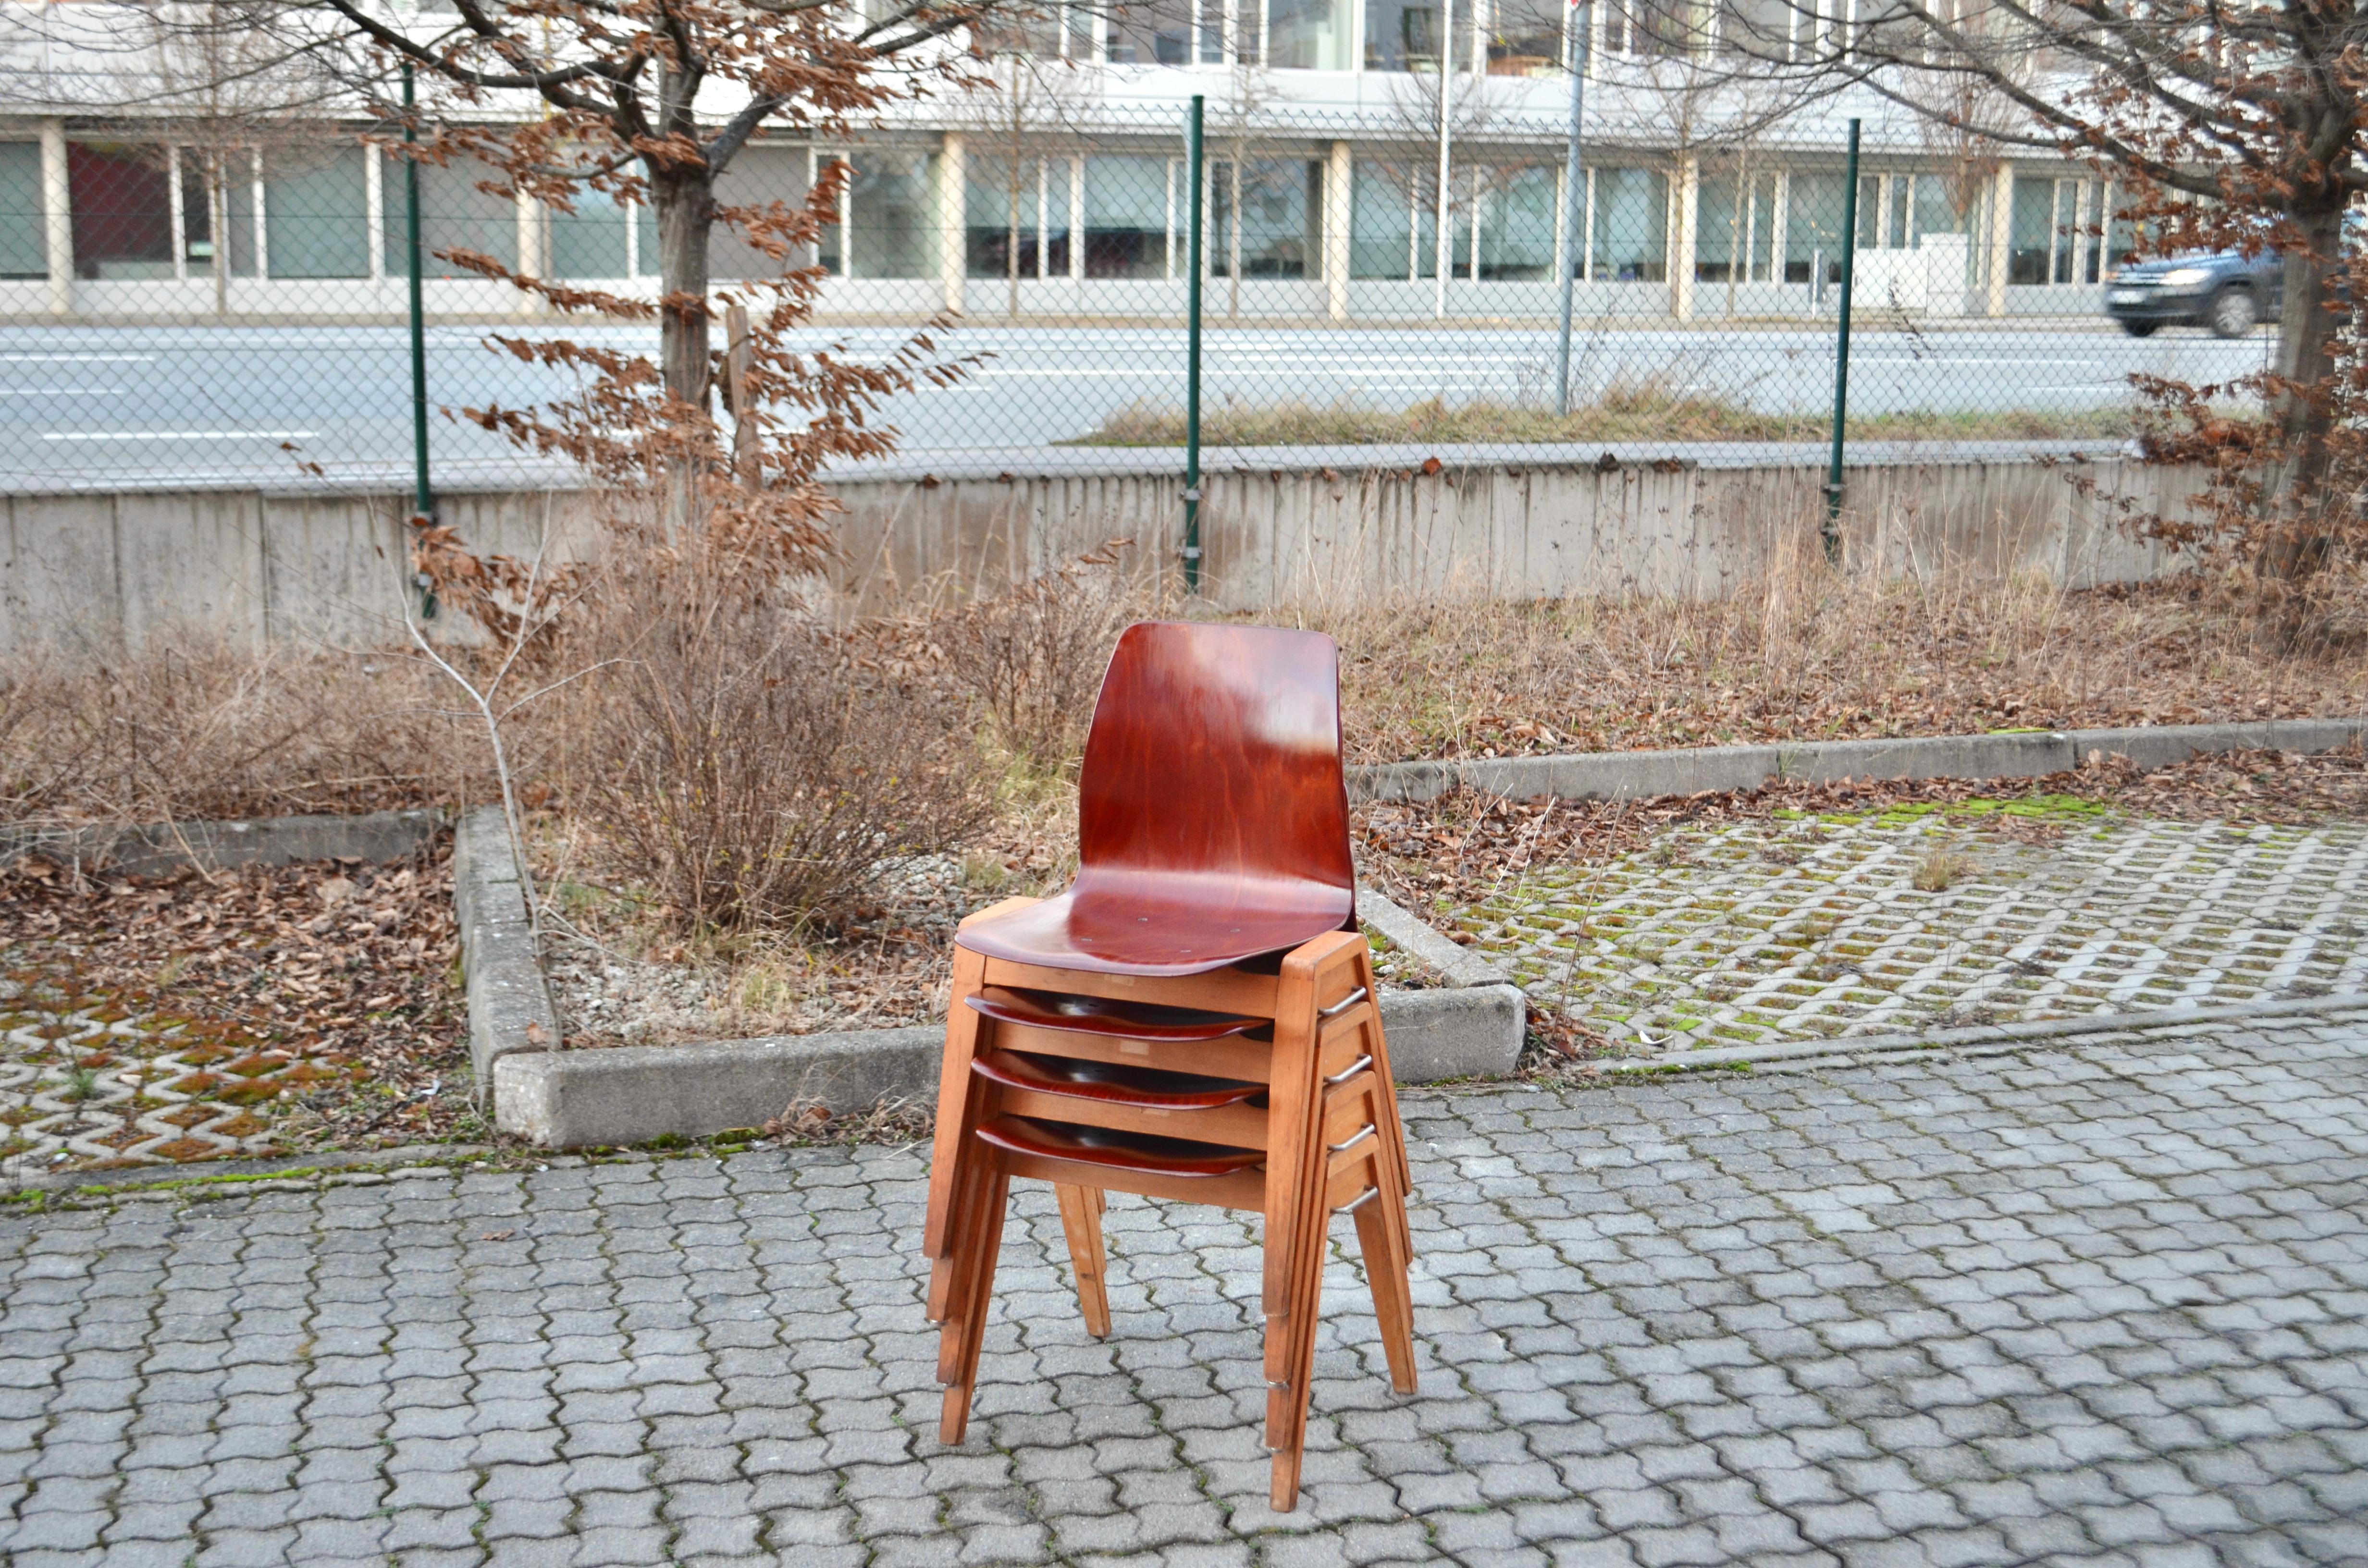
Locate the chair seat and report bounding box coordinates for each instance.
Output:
[963,986,1265,1042]
[971,1050,1265,1110]
[955,880,1356,977]
[975,1115,1265,1177]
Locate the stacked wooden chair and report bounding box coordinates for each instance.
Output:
[921,621,1418,1512]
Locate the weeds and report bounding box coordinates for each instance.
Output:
[1911,848,1978,892]
[1070,386,2136,448]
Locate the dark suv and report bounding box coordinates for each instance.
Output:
[2105,249,2282,338]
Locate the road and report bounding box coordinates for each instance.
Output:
[2,1008,2364,1564]
[0,320,2275,491]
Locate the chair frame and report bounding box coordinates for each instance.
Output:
[923,895,1418,1512]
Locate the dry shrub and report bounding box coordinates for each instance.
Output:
[0,637,479,828]
[941,543,1149,772]
[561,539,990,932]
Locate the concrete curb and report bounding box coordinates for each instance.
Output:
[491,985,1527,1150]
[1349,717,2368,805]
[1612,992,2368,1075]
[1361,888,1515,988]
[1,809,442,877]
[452,807,562,1094]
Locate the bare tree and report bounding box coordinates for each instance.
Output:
[1732,0,2368,572]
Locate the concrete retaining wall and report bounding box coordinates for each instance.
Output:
[3,442,2191,654]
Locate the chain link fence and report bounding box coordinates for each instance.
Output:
[0,101,2279,495]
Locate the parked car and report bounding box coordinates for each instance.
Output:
[2104,248,2282,338]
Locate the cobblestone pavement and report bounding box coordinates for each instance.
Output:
[1455,805,2368,1052]
[4,1009,2367,1568]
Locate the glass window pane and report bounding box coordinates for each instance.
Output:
[1270,0,1352,68]
[1213,159,1317,278]
[70,142,175,280]
[0,143,43,278]
[1912,172,1963,238]
[387,151,517,279]
[1350,159,1416,279]
[1784,170,1844,282]
[1590,166,1665,281]
[549,186,629,279]
[1478,165,1552,279]
[1488,0,1563,72]
[1716,0,1789,57]
[1106,0,1196,62]
[850,149,934,279]
[1365,0,1473,70]
[2007,175,2053,284]
[711,144,812,280]
[1084,155,1169,278]
[264,145,368,279]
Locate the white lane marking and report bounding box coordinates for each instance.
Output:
[41,430,319,441]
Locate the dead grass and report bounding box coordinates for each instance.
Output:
[1070,389,2135,448]
[0,637,488,829]
[1302,569,2368,765]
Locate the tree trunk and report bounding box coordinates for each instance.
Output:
[653,161,718,408]
[2261,201,2346,579]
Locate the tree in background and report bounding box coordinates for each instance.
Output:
[1744,0,2368,579]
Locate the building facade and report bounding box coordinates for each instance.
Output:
[0,0,2116,326]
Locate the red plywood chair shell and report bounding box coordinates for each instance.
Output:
[954,622,1357,976]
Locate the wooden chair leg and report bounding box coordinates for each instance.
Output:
[1054,1184,1111,1338]
[938,1168,1011,1446]
[1269,1192,1332,1513]
[934,1151,999,1386]
[1351,1160,1418,1396]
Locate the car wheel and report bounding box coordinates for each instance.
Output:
[2208,287,2258,338]
[2119,320,2160,338]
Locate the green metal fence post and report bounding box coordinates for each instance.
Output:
[1183,94,1205,595]
[1822,116,1860,564]
[403,62,433,527]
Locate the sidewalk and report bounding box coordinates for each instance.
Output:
[3,1008,2365,1567]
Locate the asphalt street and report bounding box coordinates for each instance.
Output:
[0,320,2274,491]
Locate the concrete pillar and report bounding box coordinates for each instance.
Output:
[1325,140,1351,320]
[1671,154,1698,322]
[40,119,72,316]
[1986,161,2013,318]
[938,132,966,314]
[516,192,542,313]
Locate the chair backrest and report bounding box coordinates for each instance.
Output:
[1073,621,1355,929]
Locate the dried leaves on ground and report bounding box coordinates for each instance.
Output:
[0,843,471,1169]
[1360,746,2368,914]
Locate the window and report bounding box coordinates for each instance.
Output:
[975,1,1099,56]
[1270,0,1352,68]
[1364,0,1474,71]
[1488,0,1565,72]
[1084,156,1172,278]
[549,188,630,279]
[1695,172,1776,283]
[264,146,369,279]
[2007,174,2091,283]
[0,144,43,279]
[70,143,174,280]
[387,151,517,279]
[1784,170,1846,282]
[1715,0,1793,57]
[967,155,1073,279]
[710,144,813,280]
[1349,160,1430,279]
[1477,166,1554,279]
[1106,0,1217,62]
[1590,167,1667,281]
[1601,0,1693,58]
[1214,159,1320,278]
[849,150,935,279]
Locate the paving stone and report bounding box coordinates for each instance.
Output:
[5,1013,2368,1565]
